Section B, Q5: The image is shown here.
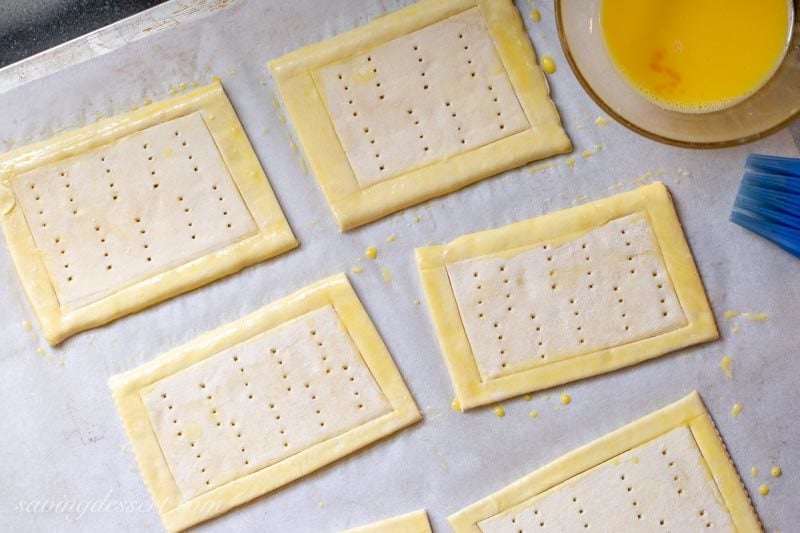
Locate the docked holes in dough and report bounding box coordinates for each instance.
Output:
[140,306,391,501]
[478,427,733,532]
[319,8,529,187]
[447,214,688,380]
[13,112,258,310]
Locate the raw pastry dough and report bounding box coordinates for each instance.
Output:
[316,8,529,188]
[416,183,717,410]
[449,392,761,532]
[269,0,571,230]
[480,427,732,531]
[0,81,297,344]
[109,273,420,532]
[344,509,432,533]
[142,305,392,501]
[448,213,686,380]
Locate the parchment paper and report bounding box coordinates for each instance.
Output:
[0,1,798,531]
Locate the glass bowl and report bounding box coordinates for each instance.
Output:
[555,0,800,148]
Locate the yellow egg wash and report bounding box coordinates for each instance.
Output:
[742,312,770,322]
[541,55,557,74]
[601,0,792,112]
[720,355,733,379]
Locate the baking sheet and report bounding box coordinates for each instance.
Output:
[0,1,798,531]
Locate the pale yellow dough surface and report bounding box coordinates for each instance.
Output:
[344,509,432,533]
[449,392,762,532]
[447,213,686,380]
[416,183,717,410]
[479,426,733,531]
[108,273,421,532]
[0,81,297,344]
[269,0,571,230]
[142,305,392,502]
[316,7,529,187]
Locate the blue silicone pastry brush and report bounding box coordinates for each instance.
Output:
[730,154,800,258]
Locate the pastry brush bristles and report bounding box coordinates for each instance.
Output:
[730,154,800,258]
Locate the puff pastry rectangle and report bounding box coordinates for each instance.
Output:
[109,273,420,532]
[344,509,433,533]
[449,392,761,532]
[269,0,571,230]
[0,81,297,344]
[416,183,717,410]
